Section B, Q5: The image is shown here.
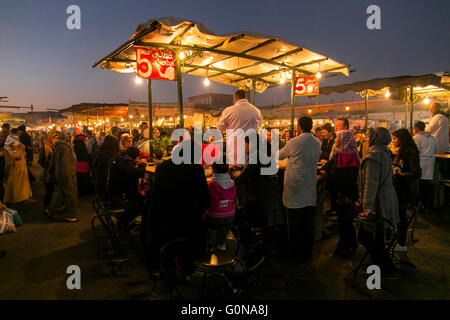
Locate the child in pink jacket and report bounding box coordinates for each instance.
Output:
[206,160,236,252]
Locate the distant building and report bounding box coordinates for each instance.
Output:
[188,93,233,109]
[13,111,66,125]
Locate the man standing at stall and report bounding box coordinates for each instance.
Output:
[278,116,321,262]
[215,89,263,165]
[426,103,449,154]
[414,121,438,211]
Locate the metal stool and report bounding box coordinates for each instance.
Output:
[345,214,397,299]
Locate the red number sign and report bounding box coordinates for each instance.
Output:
[295,76,319,96]
[135,47,177,81]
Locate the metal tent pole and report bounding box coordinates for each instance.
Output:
[176,56,184,128]
[405,88,409,129]
[364,90,369,130]
[409,85,414,134]
[147,79,153,161]
[252,79,256,105]
[103,107,106,132]
[290,69,295,135]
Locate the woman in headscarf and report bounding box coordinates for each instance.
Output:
[38,131,58,217]
[3,128,34,204]
[73,134,93,196]
[357,127,399,274]
[326,130,361,258]
[392,128,421,252]
[49,131,78,222]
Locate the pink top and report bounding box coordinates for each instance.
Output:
[338,152,361,168]
[76,161,90,173]
[207,180,236,219]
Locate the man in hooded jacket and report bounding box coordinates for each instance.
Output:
[50,131,78,222]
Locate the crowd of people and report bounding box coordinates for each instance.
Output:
[0,89,449,278]
[139,92,449,277]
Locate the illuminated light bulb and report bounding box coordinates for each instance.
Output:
[170,117,173,121]
[385,90,391,98]
[135,75,143,84]
[280,78,286,84]
[424,97,430,105]
[183,115,187,119]
[120,118,124,122]
[316,72,322,79]
[129,115,133,119]
[345,106,350,111]
[178,51,185,60]
[308,109,312,113]
[141,114,144,118]
[203,78,210,86]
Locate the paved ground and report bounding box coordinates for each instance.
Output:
[1,160,449,300]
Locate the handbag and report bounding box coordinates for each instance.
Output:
[0,210,16,234]
[5,208,22,227]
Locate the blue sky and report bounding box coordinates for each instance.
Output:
[0,0,449,110]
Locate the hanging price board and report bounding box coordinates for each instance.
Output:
[135,46,177,81]
[295,76,319,96]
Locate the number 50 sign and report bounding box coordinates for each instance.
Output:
[136,47,177,81]
[295,76,319,96]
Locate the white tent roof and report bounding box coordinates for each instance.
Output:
[93,17,350,93]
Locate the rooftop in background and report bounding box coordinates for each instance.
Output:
[319,72,450,95]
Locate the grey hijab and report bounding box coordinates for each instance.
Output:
[368,127,392,146]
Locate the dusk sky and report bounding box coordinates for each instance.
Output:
[0,0,449,111]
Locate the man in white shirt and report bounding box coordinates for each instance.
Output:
[215,89,263,132]
[426,103,449,154]
[278,116,321,261]
[216,89,263,165]
[413,121,438,210]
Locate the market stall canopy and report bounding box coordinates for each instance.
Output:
[92,17,350,93]
[319,72,450,95]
